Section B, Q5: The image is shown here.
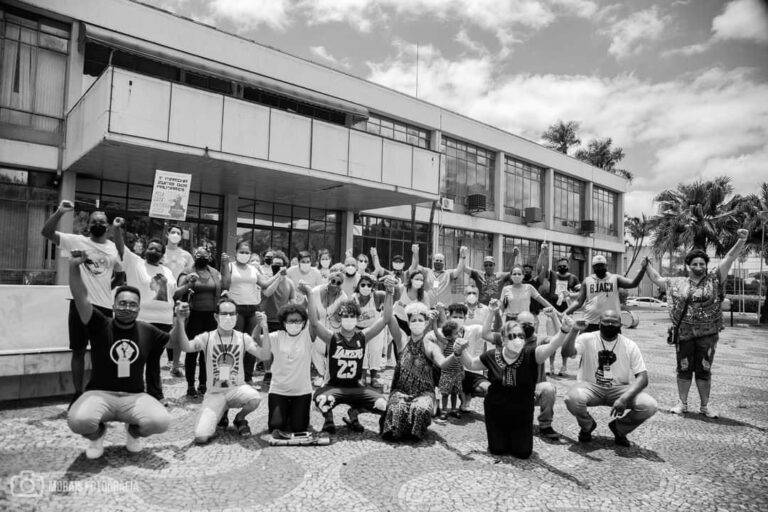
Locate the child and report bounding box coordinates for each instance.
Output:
[436,320,465,420]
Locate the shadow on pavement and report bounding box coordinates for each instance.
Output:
[565,434,665,462]
[670,412,768,432]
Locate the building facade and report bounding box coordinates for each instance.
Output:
[0,0,627,398]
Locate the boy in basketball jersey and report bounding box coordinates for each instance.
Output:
[299,277,395,433]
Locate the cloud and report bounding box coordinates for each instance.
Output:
[455,29,488,55]
[309,45,351,69]
[662,41,711,58]
[603,5,670,59]
[208,0,292,30]
[712,0,768,43]
[366,46,768,200]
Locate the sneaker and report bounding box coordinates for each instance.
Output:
[186,387,198,398]
[342,416,365,433]
[68,391,83,411]
[700,405,719,418]
[218,411,229,429]
[370,378,383,389]
[125,424,143,453]
[233,418,251,436]
[670,401,688,415]
[578,419,597,443]
[172,368,184,378]
[557,370,564,377]
[539,426,560,439]
[85,436,104,459]
[197,386,207,395]
[438,411,449,421]
[608,420,630,447]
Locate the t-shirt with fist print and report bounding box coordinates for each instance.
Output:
[121,247,176,325]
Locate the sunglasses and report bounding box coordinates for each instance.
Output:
[329,279,343,286]
[359,283,372,288]
[506,332,525,340]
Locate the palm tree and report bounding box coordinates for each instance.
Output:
[541,120,581,154]
[740,182,768,321]
[624,213,649,275]
[574,138,634,182]
[650,176,743,257]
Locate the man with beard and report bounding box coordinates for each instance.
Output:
[42,200,123,408]
[561,310,657,447]
[565,255,648,332]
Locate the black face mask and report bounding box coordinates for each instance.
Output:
[593,266,607,278]
[114,308,138,326]
[90,224,107,237]
[194,256,209,268]
[522,324,536,339]
[145,252,162,265]
[434,262,445,272]
[557,266,568,274]
[599,323,621,341]
[271,264,283,275]
[264,256,273,265]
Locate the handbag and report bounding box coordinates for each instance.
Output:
[667,289,693,345]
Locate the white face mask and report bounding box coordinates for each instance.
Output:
[285,323,303,336]
[217,315,237,331]
[409,320,427,336]
[452,317,465,328]
[503,336,525,357]
[466,294,478,305]
[167,233,182,245]
[299,262,310,273]
[411,280,424,290]
[359,286,372,297]
[236,253,251,264]
[392,262,404,271]
[345,265,357,276]
[320,258,331,268]
[341,317,358,331]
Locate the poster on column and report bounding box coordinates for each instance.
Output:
[149,170,191,221]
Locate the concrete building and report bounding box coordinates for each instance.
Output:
[0,0,627,400]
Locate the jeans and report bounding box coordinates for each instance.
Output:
[534,381,555,429]
[68,390,170,440]
[565,382,657,436]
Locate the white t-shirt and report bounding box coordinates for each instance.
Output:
[286,266,324,300]
[189,329,259,391]
[121,248,176,325]
[228,263,262,306]
[501,283,541,316]
[583,273,621,324]
[462,324,493,375]
[269,328,314,396]
[57,232,121,309]
[573,332,647,387]
[161,245,194,281]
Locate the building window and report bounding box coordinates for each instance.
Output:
[593,187,618,236]
[592,249,618,273]
[441,136,495,213]
[552,243,586,280]
[439,227,493,294]
[0,8,69,145]
[353,215,430,268]
[354,113,430,149]
[503,236,542,272]
[504,156,543,218]
[75,175,224,261]
[553,173,584,230]
[0,168,58,284]
[238,200,341,261]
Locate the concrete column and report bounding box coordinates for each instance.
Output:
[584,181,594,221]
[616,191,626,274]
[544,168,555,270]
[494,151,505,221]
[493,232,503,268]
[430,130,442,152]
[64,22,85,111]
[221,193,238,256]
[341,210,354,255]
[55,171,77,285]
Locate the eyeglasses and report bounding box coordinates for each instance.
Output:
[285,320,304,325]
[506,333,525,340]
[359,283,372,288]
[115,301,139,311]
[217,311,236,316]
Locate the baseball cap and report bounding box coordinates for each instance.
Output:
[392,254,404,262]
[483,256,495,264]
[592,255,607,265]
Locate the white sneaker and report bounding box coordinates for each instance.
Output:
[125,424,143,453]
[700,405,719,418]
[85,436,104,459]
[670,401,688,414]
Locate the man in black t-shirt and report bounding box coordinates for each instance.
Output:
[66,254,176,459]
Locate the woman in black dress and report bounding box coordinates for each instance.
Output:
[458,306,577,458]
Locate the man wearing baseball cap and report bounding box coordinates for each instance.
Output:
[565,254,648,332]
[463,249,519,305]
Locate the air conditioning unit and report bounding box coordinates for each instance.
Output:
[580,220,596,235]
[466,194,487,214]
[439,197,455,211]
[523,207,543,224]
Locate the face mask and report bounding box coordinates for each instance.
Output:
[271,264,283,275]
[236,253,251,264]
[299,262,310,273]
[434,262,445,272]
[466,294,478,305]
[285,322,304,336]
[264,256,273,265]
[522,324,536,339]
[411,280,423,290]
[599,323,621,341]
[504,337,525,355]
[194,256,209,268]
[218,315,237,331]
[593,267,608,278]
[145,252,162,265]
[557,266,568,274]
[114,308,138,325]
[511,275,523,284]
[168,233,182,245]
[359,286,372,297]
[452,318,465,328]
[345,265,357,276]
[320,258,331,268]
[392,262,404,271]
[90,224,107,237]
[341,318,358,331]
[409,320,426,336]
[523,270,532,279]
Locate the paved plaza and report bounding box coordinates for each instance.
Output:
[1,310,766,512]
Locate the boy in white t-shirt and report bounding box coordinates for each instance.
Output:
[561,310,657,447]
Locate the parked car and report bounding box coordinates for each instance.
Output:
[626,296,669,309]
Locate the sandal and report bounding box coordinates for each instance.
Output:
[342,417,365,432]
[233,419,251,436]
[322,418,336,434]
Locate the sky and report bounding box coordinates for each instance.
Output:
[145,0,768,219]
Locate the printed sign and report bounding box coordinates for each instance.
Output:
[149,170,191,221]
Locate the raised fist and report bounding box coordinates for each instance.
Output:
[69,250,88,266]
[112,217,125,228]
[220,252,230,265]
[435,302,446,311]
[512,247,520,256]
[58,200,74,212]
[175,301,190,319]
[459,246,468,258]
[641,256,650,269]
[370,247,378,257]
[187,273,199,285]
[560,314,575,332]
[297,280,311,295]
[453,338,469,356]
[412,244,420,254]
[737,229,748,240]
[488,298,500,311]
[255,311,268,328]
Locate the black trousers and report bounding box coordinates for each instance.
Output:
[268,393,311,433]
[185,310,217,389]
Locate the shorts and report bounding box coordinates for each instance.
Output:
[313,384,384,412]
[69,301,113,351]
[676,334,718,381]
[462,371,490,395]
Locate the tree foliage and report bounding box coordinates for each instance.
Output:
[574,138,634,182]
[541,120,581,154]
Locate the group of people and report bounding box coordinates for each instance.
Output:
[43,200,749,460]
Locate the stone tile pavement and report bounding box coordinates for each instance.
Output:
[1,310,767,511]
